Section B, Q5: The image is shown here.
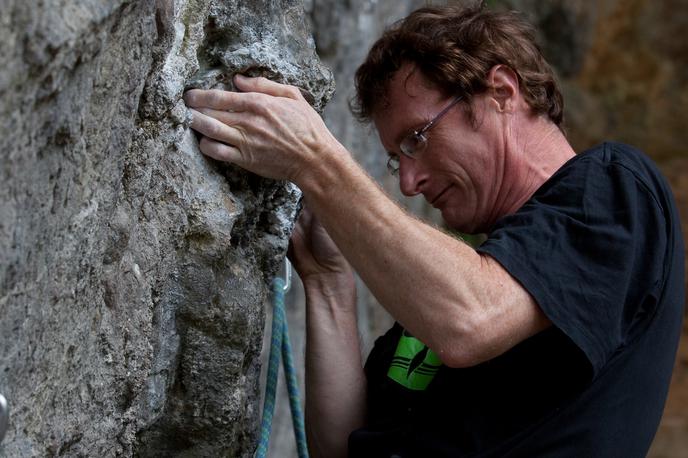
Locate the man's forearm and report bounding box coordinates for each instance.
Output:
[304,275,366,458]
[297,146,548,368]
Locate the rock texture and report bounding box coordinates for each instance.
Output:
[0,1,332,456]
[2,0,685,456]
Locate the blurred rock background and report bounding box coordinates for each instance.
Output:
[266,0,688,457]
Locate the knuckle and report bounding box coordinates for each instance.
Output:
[253,96,271,115]
[238,130,250,146]
[287,86,302,99]
[209,90,227,107]
[206,122,221,137]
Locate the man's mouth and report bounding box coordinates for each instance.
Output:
[430,186,452,207]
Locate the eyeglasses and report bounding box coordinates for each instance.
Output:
[387,95,463,176]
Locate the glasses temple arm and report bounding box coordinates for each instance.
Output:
[417,96,463,135]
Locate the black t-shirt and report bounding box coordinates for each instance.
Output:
[349,142,685,457]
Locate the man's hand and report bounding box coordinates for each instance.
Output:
[183,75,340,184]
[291,206,364,458]
[289,206,355,303]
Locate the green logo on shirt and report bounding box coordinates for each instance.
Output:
[387,330,442,390]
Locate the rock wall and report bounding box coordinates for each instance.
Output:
[3,0,683,456]
[0,1,332,456]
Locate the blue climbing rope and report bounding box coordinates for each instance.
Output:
[280,282,309,458]
[256,273,309,458]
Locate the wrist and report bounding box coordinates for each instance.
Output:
[302,271,357,313]
[302,270,355,297]
[293,141,355,194]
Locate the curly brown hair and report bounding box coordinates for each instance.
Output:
[352,3,564,127]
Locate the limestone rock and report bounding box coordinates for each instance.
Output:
[0,1,333,456]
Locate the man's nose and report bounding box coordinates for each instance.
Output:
[398,155,428,197]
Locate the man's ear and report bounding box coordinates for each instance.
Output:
[486,65,519,113]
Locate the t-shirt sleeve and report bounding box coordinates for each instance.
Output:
[477,154,668,379]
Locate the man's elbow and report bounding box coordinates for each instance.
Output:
[433,305,522,368]
[433,322,490,369]
[436,343,486,368]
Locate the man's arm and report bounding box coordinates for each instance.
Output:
[299,148,549,367]
[289,208,366,458]
[184,76,551,367]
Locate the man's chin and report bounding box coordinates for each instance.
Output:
[440,209,477,234]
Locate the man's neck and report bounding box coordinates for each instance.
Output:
[490,117,576,226]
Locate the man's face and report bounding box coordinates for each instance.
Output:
[372,65,506,233]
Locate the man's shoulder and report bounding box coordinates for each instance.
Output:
[548,142,672,207]
[576,141,662,181]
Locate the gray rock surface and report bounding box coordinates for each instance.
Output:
[0,1,333,456]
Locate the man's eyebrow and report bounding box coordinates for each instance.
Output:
[391,124,411,148]
[391,130,406,148]
[392,122,420,147]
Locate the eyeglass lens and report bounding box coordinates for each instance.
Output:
[389,95,462,176]
[387,155,400,175]
[400,132,427,157]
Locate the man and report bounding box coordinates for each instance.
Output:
[184,4,684,457]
